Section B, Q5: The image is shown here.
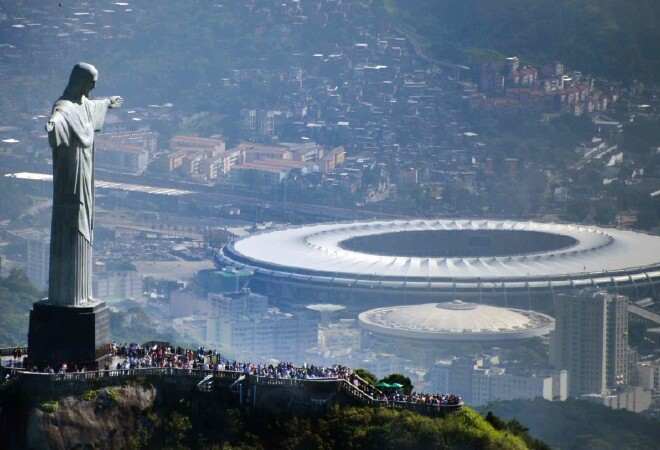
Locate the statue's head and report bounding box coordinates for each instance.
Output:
[62,62,99,100]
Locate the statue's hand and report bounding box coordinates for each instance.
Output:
[109,96,124,109]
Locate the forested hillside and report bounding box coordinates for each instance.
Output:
[386,0,660,82]
[0,270,39,347]
[484,399,660,450]
[0,379,550,450]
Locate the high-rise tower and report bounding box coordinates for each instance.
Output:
[551,290,628,396]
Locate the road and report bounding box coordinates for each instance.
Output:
[628,304,660,326]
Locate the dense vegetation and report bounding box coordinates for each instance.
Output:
[0,270,40,347]
[386,0,660,83]
[0,378,551,450]
[0,270,181,347]
[129,390,547,449]
[0,178,33,222]
[483,399,660,450]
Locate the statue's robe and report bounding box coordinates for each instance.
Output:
[47,96,109,306]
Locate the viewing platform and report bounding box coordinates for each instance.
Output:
[1,346,463,417]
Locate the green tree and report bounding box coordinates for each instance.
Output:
[0,269,40,346]
[355,368,377,385]
[379,373,414,394]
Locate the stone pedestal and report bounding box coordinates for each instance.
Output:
[27,300,112,370]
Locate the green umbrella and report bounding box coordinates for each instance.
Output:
[376,382,392,389]
[390,383,404,389]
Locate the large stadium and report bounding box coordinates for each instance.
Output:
[219,219,660,309]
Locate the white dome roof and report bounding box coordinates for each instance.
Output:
[358,301,554,341]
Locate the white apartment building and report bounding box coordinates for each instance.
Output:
[93,270,143,302]
[582,386,652,413]
[471,367,566,406]
[551,290,629,396]
[206,290,318,363]
[637,360,660,394]
[426,357,567,405]
[96,130,158,175]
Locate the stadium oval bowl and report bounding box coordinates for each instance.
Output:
[219,220,660,304]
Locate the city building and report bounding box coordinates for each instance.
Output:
[197,267,254,294]
[636,359,660,395]
[240,142,293,162]
[92,266,143,302]
[320,146,346,173]
[96,144,150,175]
[470,367,567,406]
[206,290,318,362]
[282,142,324,162]
[240,109,284,138]
[95,130,158,175]
[149,135,231,181]
[581,386,652,413]
[231,159,314,186]
[170,135,226,155]
[24,231,49,292]
[426,357,567,406]
[170,288,208,318]
[551,290,629,396]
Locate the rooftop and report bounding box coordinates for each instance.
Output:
[221,219,660,291]
[358,300,555,341]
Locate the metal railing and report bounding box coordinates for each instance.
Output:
[0,347,27,358]
[3,364,463,414]
[336,379,463,412]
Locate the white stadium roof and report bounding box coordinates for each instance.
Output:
[221,220,660,291]
[358,300,555,341]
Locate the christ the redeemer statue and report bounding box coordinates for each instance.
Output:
[46,62,122,306]
[26,63,119,370]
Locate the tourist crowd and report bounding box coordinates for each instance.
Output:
[2,343,462,408]
[375,391,462,407]
[110,343,461,407]
[113,343,353,381]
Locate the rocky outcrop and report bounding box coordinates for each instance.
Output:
[24,384,156,450]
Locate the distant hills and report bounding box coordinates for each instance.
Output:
[484,399,660,450]
[385,0,660,83]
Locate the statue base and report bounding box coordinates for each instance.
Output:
[27,299,112,371]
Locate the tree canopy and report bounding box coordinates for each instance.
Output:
[0,269,40,347]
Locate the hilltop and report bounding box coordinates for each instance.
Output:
[0,378,548,450]
[385,0,660,83]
